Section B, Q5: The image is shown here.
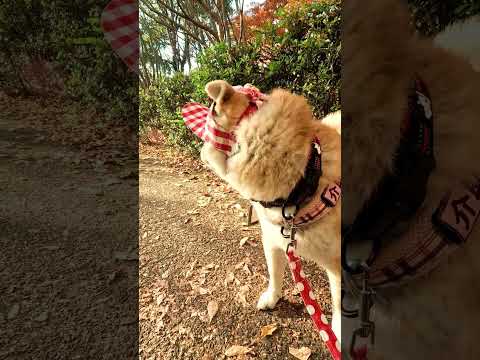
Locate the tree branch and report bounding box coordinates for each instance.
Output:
[153,0,220,41]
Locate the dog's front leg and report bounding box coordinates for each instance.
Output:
[256,219,287,310]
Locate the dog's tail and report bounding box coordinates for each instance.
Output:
[434,16,480,72]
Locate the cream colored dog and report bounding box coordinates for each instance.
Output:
[342,0,480,358]
[200,81,342,337]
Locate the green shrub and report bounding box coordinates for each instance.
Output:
[0,1,137,124]
[139,74,201,155]
[407,0,480,35]
[139,0,341,154]
[190,1,341,118]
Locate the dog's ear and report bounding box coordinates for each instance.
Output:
[205,80,235,104]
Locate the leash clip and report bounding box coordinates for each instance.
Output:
[349,270,375,357]
[282,218,298,253]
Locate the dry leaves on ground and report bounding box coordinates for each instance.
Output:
[224,271,235,286]
[289,346,312,360]
[225,345,253,357]
[7,304,20,320]
[207,301,219,323]
[235,285,250,307]
[260,323,278,338]
[239,236,249,246]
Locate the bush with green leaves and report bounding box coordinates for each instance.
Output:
[0,1,137,124]
[140,1,341,154]
[139,74,201,154]
[191,0,341,118]
[407,0,480,36]
[140,0,480,155]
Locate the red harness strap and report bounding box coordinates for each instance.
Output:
[293,182,341,226]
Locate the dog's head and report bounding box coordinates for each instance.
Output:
[227,89,324,202]
[205,80,250,130]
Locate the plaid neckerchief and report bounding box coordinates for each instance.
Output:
[181,85,266,156]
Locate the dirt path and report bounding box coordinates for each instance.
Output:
[139,144,332,360]
[0,95,138,359]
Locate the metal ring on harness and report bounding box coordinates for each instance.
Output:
[281,202,298,221]
[281,226,291,238]
[341,226,366,275]
[341,289,359,318]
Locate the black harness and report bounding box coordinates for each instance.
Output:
[252,141,323,219]
[342,78,436,275]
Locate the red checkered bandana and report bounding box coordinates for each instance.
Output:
[101,0,139,73]
[181,85,267,156]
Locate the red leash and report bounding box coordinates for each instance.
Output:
[286,245,341,360]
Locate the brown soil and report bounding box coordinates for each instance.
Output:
[0,94,138,359]
[0,92,332,359]
[139,144,332,360]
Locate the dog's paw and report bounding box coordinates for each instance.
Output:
[256,289,281,310]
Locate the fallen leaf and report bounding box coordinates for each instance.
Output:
[224,272,235,286]
[243,263,252,275]
[233,203,242,210]
[156,279,169,289]
[236,285,250,307]
[140,291,153,304]
[7,304,20,320]
[207,301,219,323]
[155,293,166,305]
[161,270,170,279]
[119,170,137,179]
[234,261,245,270]
[105,178,121,186]
[289,347,312,360]
[260,323,278,338]
[185,260,198,278]
[225,345,252,357]
[158,305,169,320]
[155,319,164,330]
[239,236,249,246]
[198,287,209,295]
[114,250,138,261]
[34,311,48,322]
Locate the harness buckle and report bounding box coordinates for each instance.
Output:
[349,271,375,357]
